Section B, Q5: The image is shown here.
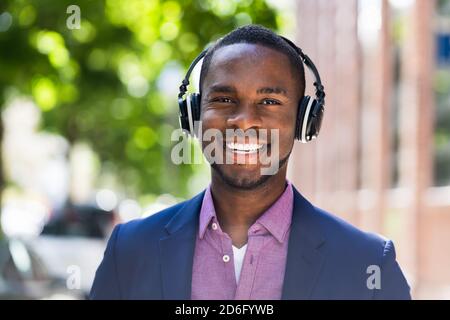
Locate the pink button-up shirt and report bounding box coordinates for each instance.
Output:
[191,182,294,300]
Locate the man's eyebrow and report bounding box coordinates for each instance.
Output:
[208,84,237,94]
[256,87,288,96]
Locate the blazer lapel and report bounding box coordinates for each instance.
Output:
[159,191,205,299]
[158,187,326,299]
[282,188,327,299]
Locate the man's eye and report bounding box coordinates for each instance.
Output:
[212,97,233,103]
[261,99,281,105]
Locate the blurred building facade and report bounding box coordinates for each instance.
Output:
[288,0,450,299]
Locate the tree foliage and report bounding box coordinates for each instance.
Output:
[0,0,279,198]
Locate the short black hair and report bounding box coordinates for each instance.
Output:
[199,24,306,97]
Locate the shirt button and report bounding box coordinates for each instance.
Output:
[211,223,218,230]
[222,255,230,263]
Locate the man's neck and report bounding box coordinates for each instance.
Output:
[209,168,288,247]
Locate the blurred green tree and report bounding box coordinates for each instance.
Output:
[0,0,279,236]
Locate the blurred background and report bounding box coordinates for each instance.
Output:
[0,0,448,299]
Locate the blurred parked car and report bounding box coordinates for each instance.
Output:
[32,203,117,295]
[41,203,117,239]
[0,237,85,299]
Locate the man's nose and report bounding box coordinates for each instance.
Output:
[226,102,262,131]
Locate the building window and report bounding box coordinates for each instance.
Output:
[389,0,411,187]
[434,0,450,186]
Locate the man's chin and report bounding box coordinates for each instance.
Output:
[211,164,272,190]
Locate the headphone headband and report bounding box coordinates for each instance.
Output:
[178,37,325,107]
[177,33,326,143]
[279,36,325,106]
[178,49,208,99]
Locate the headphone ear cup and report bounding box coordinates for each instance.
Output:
[306,101,324,140]
[189,93,201,136]
[296,96,310,140]
[178,97,190,132]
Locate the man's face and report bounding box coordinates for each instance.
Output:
[200,43,303,189]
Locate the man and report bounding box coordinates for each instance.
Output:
[90,25,411,300]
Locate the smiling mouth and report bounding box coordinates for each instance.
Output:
[226,142,265,154]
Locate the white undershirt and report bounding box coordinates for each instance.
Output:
[232,244,248,283]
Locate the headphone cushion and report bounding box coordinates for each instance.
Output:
[190,93,201,122]
[296,96,310,140]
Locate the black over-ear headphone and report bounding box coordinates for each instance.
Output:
[178,35,326,143]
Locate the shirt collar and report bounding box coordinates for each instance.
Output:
[198,186,216,239]
[198,181,294,243]
[254,181,293,243]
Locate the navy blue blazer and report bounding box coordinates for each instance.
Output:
[90,187,411,299]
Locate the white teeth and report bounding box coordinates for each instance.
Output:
[226,142,263,153]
